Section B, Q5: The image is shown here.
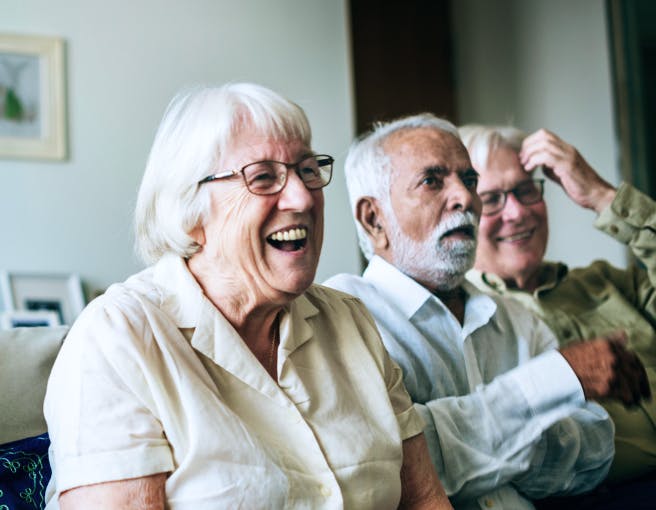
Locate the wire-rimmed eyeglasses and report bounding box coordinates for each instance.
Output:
[479,178,545,216]
[198,154,334,195]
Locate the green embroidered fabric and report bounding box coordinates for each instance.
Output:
[0,433,51,510]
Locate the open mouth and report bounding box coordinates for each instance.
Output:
[497,228,534,242]
[442,224,475,240]
[267,227,308,252]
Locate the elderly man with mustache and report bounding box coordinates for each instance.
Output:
[324,114,650,510]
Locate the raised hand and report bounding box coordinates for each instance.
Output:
[559,332,651,408]
[519,128,616,213]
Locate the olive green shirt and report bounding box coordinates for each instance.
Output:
[467,182,656,483]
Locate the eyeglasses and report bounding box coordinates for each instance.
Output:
[198,154,334,195]
[479,178,545,216]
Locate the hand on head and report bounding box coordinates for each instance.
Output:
[520,128,616,213]
[559,331,651,408]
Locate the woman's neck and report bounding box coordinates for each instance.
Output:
[186,256,282,345]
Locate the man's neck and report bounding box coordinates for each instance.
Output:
[433,285,467,325]
[506,267,542,293]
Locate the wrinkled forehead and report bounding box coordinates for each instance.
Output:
[384,127,471,176]
[477,145,529,191]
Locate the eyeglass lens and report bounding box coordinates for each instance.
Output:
[243,155,333,195]
[481,179,544,214]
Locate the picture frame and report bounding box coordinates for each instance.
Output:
[0,309,60,329]
[0,271,85,325]
[0,33,67,160]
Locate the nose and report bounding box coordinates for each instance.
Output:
[501,192,528,220]
[277,168,315,211]
[447,179,477,212]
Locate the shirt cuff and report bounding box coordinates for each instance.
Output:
[508,350,584,416]
[397,403,426,441]
[55,444,174,493]
[594,182,654,244]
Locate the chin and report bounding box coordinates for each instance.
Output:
[277,270,317,297]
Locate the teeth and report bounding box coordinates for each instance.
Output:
[503,231,531,242]
[270,227,307,242]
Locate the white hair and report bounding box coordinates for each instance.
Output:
[458,124,526,172]
[344,113,460,260]
[134,82,311,264]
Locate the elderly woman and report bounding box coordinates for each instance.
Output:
[43,83,450,509]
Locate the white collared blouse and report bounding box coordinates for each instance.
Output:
[44,254,423,509]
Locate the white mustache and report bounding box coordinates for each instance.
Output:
[435,211,479,240]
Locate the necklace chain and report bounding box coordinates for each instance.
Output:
[268,315,280,374]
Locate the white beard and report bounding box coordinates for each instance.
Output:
[386,208,479,291]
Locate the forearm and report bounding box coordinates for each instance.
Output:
[513,403,614,499]
[399,433,453,509]
[59,473,167,510]
[417,351,585,498]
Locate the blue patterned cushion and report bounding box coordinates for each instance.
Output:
[0,433,51,510]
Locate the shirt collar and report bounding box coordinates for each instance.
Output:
[152,254,320,396]
[363,255,434,318]
[467,262,568,296]
[152,253,206,328]
[363,256,497,331]
[461,280,498,337]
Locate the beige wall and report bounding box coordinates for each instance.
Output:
[0,0,360,303]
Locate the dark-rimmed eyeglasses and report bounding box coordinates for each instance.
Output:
[198,154,334,196]
[479,178,545,216]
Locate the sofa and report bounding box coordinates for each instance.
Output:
[0,326,68,509]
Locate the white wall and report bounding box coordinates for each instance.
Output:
[1,0,360,304]
[452,0,626,269]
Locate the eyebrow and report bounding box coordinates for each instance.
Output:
[422,166,449,177]
[459,168,479,178]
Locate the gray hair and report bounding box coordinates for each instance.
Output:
[134,82,312,264]
[458,124,526,172]
[344,113,459,260]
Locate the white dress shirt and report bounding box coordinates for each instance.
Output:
[44,254,424,509]
[325,255,614,510]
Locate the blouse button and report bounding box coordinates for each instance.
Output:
[620,208,629,218]
[320,485,332,498]
[609,225,619,234]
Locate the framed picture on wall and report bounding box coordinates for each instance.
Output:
[0,32,67,160]
[0,309,60,329]
[0,271,85,325]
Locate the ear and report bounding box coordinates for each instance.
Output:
[189,223,206,248]
[355,196,389,253]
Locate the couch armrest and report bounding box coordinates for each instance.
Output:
[0,326,68,444]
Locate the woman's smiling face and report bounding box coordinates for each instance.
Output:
[191,131,324,303]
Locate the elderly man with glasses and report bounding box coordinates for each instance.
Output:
[462,125,656,501]
[324,113,650,510]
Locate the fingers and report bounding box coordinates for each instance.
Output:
[519,128,616,212]
[608,340,651,407]
[560,337,650,407]
[520,129,570,171]
[560,339,614,399]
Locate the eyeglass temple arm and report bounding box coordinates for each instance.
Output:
[198,169,240,184]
